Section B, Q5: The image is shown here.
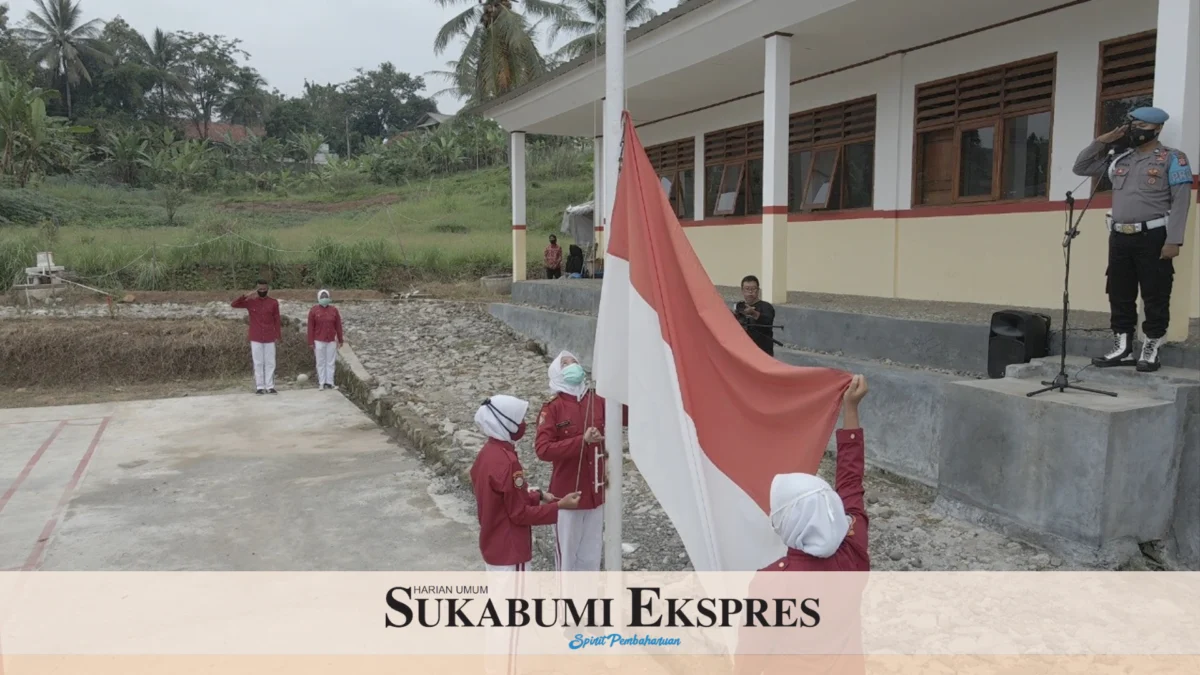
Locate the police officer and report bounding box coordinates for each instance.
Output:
[1073,107,1193,373]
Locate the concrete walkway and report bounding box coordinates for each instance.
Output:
[0,391,481,571]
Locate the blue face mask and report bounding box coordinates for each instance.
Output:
[562,363,586,386]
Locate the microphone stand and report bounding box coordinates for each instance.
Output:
[1028,184,1117,398]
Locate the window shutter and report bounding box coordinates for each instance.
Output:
[705,123,763,163]
[789,96,876,150]
[646,137,695,173]
[1100,31,1156,97]
[915,55,1055,131]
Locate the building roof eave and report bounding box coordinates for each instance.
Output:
[461,0,719,120]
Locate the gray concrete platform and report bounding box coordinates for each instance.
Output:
[0,391,480,571]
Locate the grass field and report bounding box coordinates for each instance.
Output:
[1,166,592,292]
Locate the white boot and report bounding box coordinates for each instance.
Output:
[1136,337,1162,372]
[1092,332,1133,367]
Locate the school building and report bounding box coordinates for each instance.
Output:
[472,0,1200,341]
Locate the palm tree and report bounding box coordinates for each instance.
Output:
[139,28,189,126]
[220,67,267,127]
[548,0,656,62]
[18,0,109,118]
[432,0,576,103]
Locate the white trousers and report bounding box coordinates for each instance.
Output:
[314,341,337,386]
[484,562,526,675]
[250,341,276,390]
[554,507,604,572]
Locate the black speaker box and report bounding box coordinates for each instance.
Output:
[988,310,1051,378]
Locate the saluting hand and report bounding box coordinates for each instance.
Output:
[1098,126,1126,144]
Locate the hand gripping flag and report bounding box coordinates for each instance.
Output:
[593,112,852,571]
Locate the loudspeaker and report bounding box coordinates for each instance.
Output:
[988,310,1051,378]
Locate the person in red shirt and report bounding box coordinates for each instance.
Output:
[735,375,871,675]
[534,351,621,572]
[231,279,282,395]
[544,235,563,279]
[306,289,344,390]
[471,394,582,572]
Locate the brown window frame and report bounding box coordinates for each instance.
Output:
[912,54,1057,207]
[703,123,764,218]
[1094,30,1156,193]
[646,137,696,218]
[787,96,876,212]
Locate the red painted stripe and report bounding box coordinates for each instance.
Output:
[511,224,527,230]
[762,205,788,215]
[594,226,605,231]
[23,417,110,571]
[613,113,850,512]
[0,420,67,515]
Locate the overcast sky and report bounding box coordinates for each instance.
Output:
[5,0,671,114]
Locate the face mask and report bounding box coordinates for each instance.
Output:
[511,422,527,442]
[319,298,331,307]
[562,363,586,386]
[1128,125,1159,147]
[257,290,268,298]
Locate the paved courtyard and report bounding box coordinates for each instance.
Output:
[0,391,481,571]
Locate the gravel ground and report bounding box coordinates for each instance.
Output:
[2,299,1107,572]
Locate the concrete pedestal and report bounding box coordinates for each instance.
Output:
[936,357,1198,566]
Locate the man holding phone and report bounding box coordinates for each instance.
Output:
[734,275,778,357]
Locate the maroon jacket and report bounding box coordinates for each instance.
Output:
[736,429,870,675]
[231,295,281,343]
[470,437,559,566]
[534,391,628,511]
[306,305,344,346]
[760,428,870,572]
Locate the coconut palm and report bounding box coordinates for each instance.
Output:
[221,67,268,127]
[432,0,576,103]
[139,28,189,126]
[18,0,109,117]
[548,0,656,62]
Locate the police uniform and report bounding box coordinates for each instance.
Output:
[1072,107,1193,372]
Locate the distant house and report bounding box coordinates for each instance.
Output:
[183,121,266,144]
[414,112,453,131]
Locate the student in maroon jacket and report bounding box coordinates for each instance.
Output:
[735,375,871,675]
[534,351,627,572]
[231,279,282,395]
[307,289,343,390]
[471,394,581,572]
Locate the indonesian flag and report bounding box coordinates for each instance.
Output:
[593,112,852,571]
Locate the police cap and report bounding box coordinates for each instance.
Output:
[1129,107,1170,125]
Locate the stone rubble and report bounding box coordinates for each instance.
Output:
[2,299,1085,572]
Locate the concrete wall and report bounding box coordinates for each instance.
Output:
[489,301,948,485]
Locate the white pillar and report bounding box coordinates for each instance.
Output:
[593,136,605,255]
[602,0,625,574]
[693,133,705,220]
[510,132,527,282]
[1153,0,1200,339]
[761,33,791,304]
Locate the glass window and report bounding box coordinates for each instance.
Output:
[842,141,874,209]
[1001,112,1051,200]
[805,149,839,207]
[679,168,695,219]
[747,158,764,216]
[958,125,996,199]
[787,150,812,212]
[713,163,744,216]
[704,165,723,217]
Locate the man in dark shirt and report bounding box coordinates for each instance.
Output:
[733,275,777,356]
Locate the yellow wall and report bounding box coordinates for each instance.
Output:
[685,223,761,288]
[681,207,1200,334]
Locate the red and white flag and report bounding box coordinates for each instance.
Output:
[593,112,853,571]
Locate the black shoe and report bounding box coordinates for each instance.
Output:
[1136,337,1162,372]
[267,388,278,394]
[1092,332,1135,367]
[325,384,335,390]
[256,389,265,395]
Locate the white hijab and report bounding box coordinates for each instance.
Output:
[548,351,587,400]
[474,395,529,443]
[769,473,850,558]
[317,288,330,302]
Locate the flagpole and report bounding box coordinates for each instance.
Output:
[602,0,625,573]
